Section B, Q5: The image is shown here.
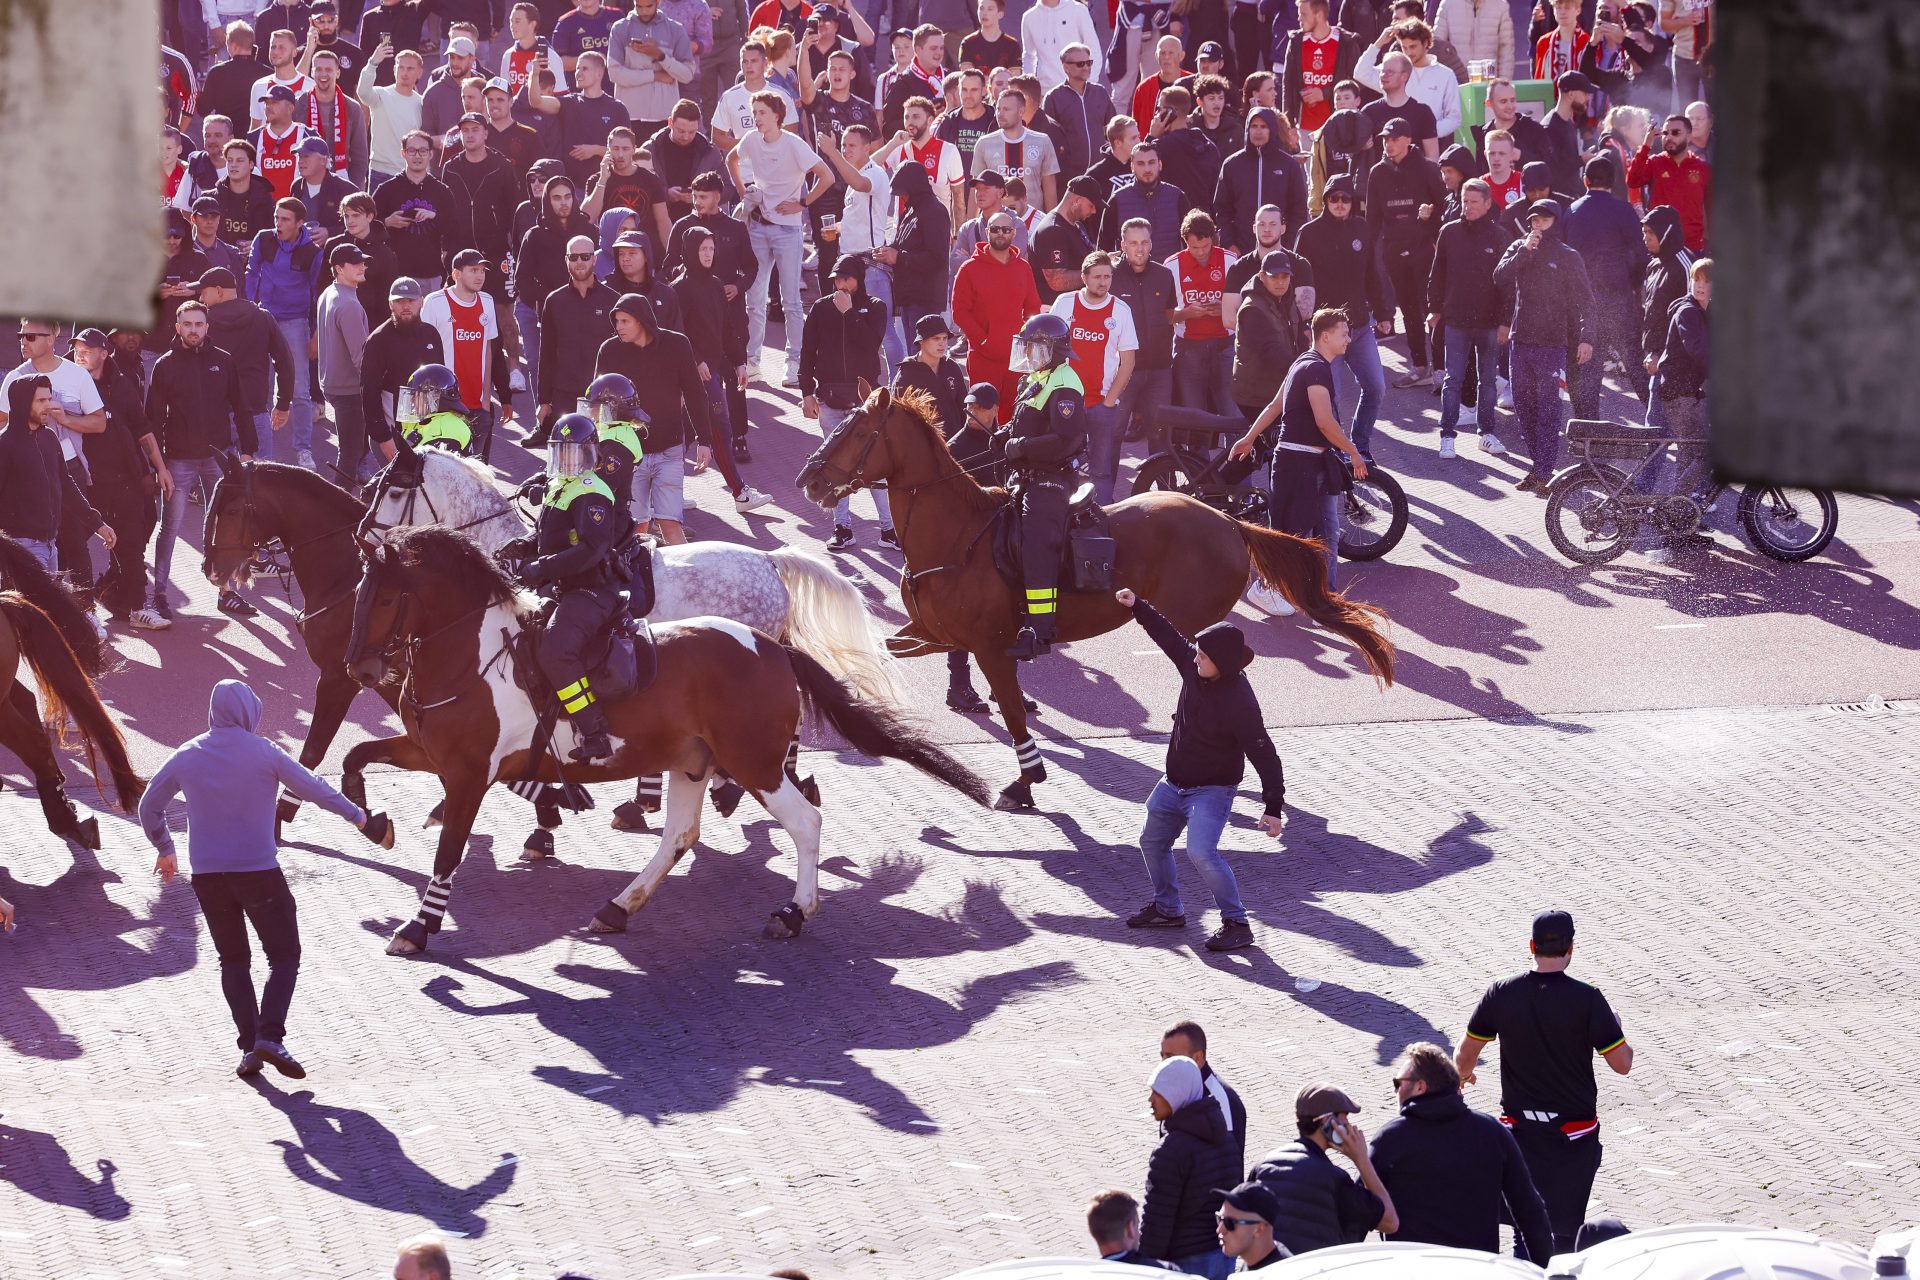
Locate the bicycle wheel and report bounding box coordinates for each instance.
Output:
[1131,452,1196,496]
[1740,484,1839,562]
[1544,463,1638,564]
[1339,466,1409,561]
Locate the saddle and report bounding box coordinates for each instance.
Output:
[990,480,1118,596]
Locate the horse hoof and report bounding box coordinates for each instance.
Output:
[589,901,630,933]
[364,811,396,850]
[610,801,652,833]
[385,934,421,956]
[386,920,430,956]
[764,903,806,938]
[73,817,101,850]
[342,772,367,812]
[522,829,556,860]
[711,779,745,818]
[994,781,1036,811]
[424,800,444,830]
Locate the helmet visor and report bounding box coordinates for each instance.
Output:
[1009,339,1049,374]
[548,440,595,478]
[397,386,426,424]
[591,400,623,428]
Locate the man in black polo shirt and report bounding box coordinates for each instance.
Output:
[1455,909,1635,1260]
[1028,175,1102,303]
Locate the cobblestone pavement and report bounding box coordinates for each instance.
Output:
[3,700,1916,1277]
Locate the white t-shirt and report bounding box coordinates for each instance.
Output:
[735,129,821,227]
[712,81,797,142]
[837,158,894,255]
[1,357,105,464]
[1046,290,1138,401]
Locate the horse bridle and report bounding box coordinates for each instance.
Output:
[345,550,510,715]
[357,449,526,545]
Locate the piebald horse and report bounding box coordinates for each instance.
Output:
[338,527,990,954]
[797,386,1396,808]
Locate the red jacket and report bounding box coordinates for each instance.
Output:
[952,241,1042,361]
[1625,144,1710,253]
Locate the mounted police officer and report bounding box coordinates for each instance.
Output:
[1002,312,1087,661]
[497,413,625,764]
[581,372,649,519]
[395,363,478,454]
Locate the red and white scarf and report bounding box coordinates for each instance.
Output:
[305,86,350,176]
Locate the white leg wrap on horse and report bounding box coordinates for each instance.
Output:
[1015,736,1043,771]
[759,774,824,917]
[784,737,801,774]
[636,775,664,804]
[416,874,454,925]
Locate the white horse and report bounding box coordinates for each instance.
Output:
[358,442,905,839]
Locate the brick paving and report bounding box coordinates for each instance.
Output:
[3,700,1917,1276]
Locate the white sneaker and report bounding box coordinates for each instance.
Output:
[509,368,528,393]
[1480,432,1508,456]
[128,607,172,631]
[1645,547,1673,565]
[1438,437,1457,459]
[296,448,317,471]
[1245,580,1295,616]
[1458,404,1479,427]
[733,486,774,512]
[1496,376,1514,410]
[782,361,802,389]
[87,613,107,642]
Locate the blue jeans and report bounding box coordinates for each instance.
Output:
[515,299,542,408]
[1510,341,1566,479]
[821,404,893,528]
[1331,319,1386,458]
[1172,335,1236,418]
[273,315,314,453]
[1115,364,1172,454]
[1169,1246,1233,1278]
[865,263,906,367]
[746,220,805,368]
[1083,400,1122,503]
[1138,778,1246,924]
[1440,325,1499,438]
[155,455,229,604]
[248,410,275,462]
[15,537,57,574]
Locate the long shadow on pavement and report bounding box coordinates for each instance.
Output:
[0,1123,131,1221]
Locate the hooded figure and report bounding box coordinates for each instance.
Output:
[0,376,100,548]
[511,158,570,250]
[1309,107,1380,215]
[1140,1053,1241,1267]
[513,175,596,318]
[1215,106,1310,254]
[669,226,744,381]
[600,216,683,334]
[886,160,953,322]
[1639,204,1692,368]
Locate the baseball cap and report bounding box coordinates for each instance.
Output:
[1258,249,1295,277]
[265,83,298,104]
[450,247,489,269]
[447,34,477,55]
[964,381,999,408]
[1294,1083,1361,1120]
[611,230,650,251]
[308,0,336,12]
[972,168,1007,189]
[69,327,111,351]
[1527,196,1564,221]
[1532,908,1576,945]
[914,313,956,341]
[458,110,488,126]
[1555,69,1595,95]
[1378,116,1414,140]
[485,76,512,95]
[1520,160,1554,191]
[1323,175,1356,201]
[195,266,238,291]
[1198,40,1225,60]
[297,136,332,157]
[192,194,221,215]
[1065,174,1107,206]
[328,242,367,267]
[1214,1181,1281,1224]
[388,276,425,301]
[890,25,913,37]
[165,209,191,234]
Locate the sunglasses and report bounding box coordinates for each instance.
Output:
[567,252,595,260]
[1064,58,1091,66]
[1216,1214,1261,1231]
[18,332,54,341]
[1391,1076,1410,1088]
[1663,128,1687,136]
[1326,194,1353,203]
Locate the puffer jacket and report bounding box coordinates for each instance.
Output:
[1432,0,1515,75]
[1640,204,1693,361]
[1250,1137,1381,1256]
[1140,1093,1240,1263]
[1231,279,1307,408]
[1492,205,1595,348]
[1215,107,1311,254]
[206,296,296,414]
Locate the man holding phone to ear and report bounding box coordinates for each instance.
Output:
[1247,1083,1399,1256]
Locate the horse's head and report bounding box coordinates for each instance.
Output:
[355,433,427,549]
[796,381,904,507]
[201,451,263,590]
[343,541,411,689]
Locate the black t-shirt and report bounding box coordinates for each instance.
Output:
[1224,246,1313,296]
[1361,97,1438,147]
[1466,969,1626,1120]
[1028,211,1092,303]
[558,92,632,184]
[590,165,667,252]
[958,30,1021,71]
[936,106,996,178]
[1277,349,1335,448]
[804,91,878,218]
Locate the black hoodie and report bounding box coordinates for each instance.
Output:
[670,229,746,371]
[1131,599,1286,815]
[798,278,888,406]
[1139,1092,1242,1264]
[1428,209,1516,329]
[513,177,597,307]
[1492,206,1594,349]
[0,379,99,542]
[1369,1090,1553,1263]
[1640,204,1693,362]
[888,161,952,310]
[592,296,708,455]
[1295,206,1394,328]
[1215,107,1310,255]
[1152,124,1221,218]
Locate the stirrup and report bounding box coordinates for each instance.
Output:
[570,732,613,763]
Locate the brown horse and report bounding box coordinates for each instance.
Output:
[0,537,143,847]
[796,386,1395,808]
[336,526,992,955]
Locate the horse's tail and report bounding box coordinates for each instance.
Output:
[1,598,145,812]
[0,535,106,677]
[768,546,908,704]
[1237,521,1396,687]
[784,645,993,807]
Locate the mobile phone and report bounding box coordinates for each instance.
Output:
[1319,1114,1344,1145]
[380,31,392,44]
[535,36,549,55]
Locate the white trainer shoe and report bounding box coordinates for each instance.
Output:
[128,607,172,631]
[1438,437,1457,459]
[733,486,774,512]
[1480,432,1508,456]
[509,368,528,393]
[296,448,317,471]
[1245,581,1296,616]
[1496,375,1514,410]
[1645,547,1673,565]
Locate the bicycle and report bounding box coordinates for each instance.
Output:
[1544,419,1840,564]
[1129,406,1409,562]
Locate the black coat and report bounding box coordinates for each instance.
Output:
[798,292,888,405]
[205,297,296,416]
[359,317,446,442]
[538,280,619,408]
[0,420,98,543]
[889,163,952,309]
[1493,223,1595,349]
[1215,108,1310,255]
[1369,1091,1553,1262]
[1640,204,1692,361]
[1428,213,1514,329]
[1154,127,1222,218]
[592,301,708,454]
[1365,153,1449,254]
[145,339,256,459]
[1140,1093,1241,1262]
[439,148,522,265]
[671,269,743,369]
[85,365,155,489]
[1295,211,1393,327]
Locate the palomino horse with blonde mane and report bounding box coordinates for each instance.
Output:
[797,386,1396,809]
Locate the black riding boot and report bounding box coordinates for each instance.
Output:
[1005,614,1056,661]
[568,704,614,763]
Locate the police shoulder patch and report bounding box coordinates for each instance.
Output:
[587,506,606,524]
[1057,396,1077,419]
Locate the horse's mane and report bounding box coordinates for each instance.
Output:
[386,525,531,614]
[0,534,106,677]
[245,459,367,516]
[424,448,507,500]
[881,387,1007,514]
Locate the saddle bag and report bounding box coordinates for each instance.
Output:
[1069,530,1116,591]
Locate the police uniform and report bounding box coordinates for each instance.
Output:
[1463,911,1629,1258]
[1004,360,1086,655]
[593,419,646,518]
[401,410,475,453]
[519,470,624,756]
